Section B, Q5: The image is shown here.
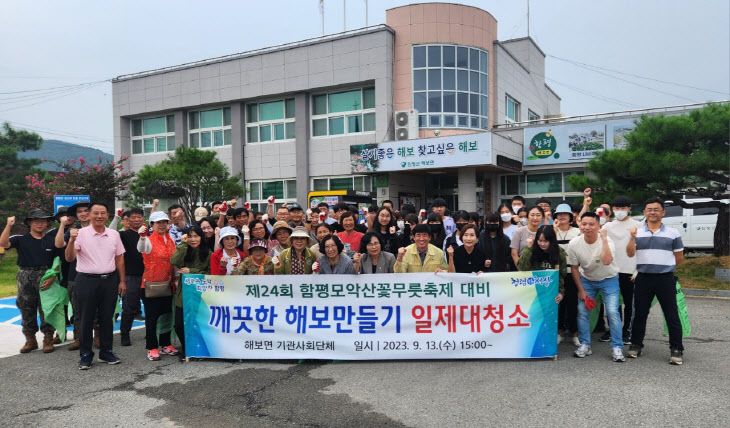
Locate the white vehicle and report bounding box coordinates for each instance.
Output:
[659,198,728,251]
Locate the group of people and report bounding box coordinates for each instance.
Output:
[0,188,686,369]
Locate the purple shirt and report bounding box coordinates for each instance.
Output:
[74,226,125,274]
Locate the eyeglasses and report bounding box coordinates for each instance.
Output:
[644,208,663,213]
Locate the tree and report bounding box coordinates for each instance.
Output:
[0,123,44,215]
[567,103,730,256]
[22,155,135,213]
[130,146,244,220]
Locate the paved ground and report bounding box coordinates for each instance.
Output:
[0,296,727,428]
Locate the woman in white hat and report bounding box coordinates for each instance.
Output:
[136,211,179,361]
[211,226,245,275]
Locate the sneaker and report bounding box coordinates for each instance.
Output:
[557,335,564,344]
[572,336,581,347]
[78,353,93,370]
[574,344,592,358]
[626,344,642,358]
[612,347,626,362]
[160,345,180,356]
[623,333,632,345]
[121,333,131,347]
[669,348,683,365]
[599,331,611,342]
[147,349,161,361]
[98,350,121,365]
[135,313,145,321]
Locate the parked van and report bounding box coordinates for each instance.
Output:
[657,198,727,251]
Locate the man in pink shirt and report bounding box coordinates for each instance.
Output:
[65,202,126,370]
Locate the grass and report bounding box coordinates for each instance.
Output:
[0,249,18,298]
[676,255,730,290]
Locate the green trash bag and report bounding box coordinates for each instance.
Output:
[39,257,69,341]
[651,279,691,338]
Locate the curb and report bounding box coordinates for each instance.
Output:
[683,288,730,298]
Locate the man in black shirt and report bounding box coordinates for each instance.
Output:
[1,210,58,353]
[118,208,145,346]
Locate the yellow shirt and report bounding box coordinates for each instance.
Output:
[394,243,448,273]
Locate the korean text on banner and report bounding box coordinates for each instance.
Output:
[182,270,558,360]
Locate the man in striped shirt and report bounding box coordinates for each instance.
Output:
[626,197,685,365]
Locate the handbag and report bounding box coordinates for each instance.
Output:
[144,280,172,298]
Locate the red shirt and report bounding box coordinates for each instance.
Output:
[338,231,363,255]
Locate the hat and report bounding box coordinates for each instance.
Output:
[249,239,268,251]
[554,203,574,222]
[286,226,314,247]
[218,226,242,246]
[610,195,632,208]
[149,211,170,223]
[288,203,303,212]
[194,207,209,221]
[66,201,91,217]
[24,209,54,226]
[54,208,68,221]
[271,221,292,238]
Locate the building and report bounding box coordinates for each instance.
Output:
[112,3,564,214]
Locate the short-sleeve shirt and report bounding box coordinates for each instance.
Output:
[119,229,145,275]
[510,226,537,256]
[453,246,487,273]
[338,231,364,257]
[566,235,619,281]
[603,218,641,273]
[635,223,683,274]
[168,223,190,246]
[9,233,57,268]
[73,226,125,274]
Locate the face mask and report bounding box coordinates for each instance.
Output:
[486,224,499,232]
[599,217,607,225]
[512,205,522,214]
[429,224,442,234]
[500,213,513,223]
[455,222,468,231]
[397,220,404,230]
[614,210,628,220]
[519,218,528,226]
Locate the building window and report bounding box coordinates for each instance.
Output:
[189,108,232,149]
[246,99,295,143]
[528,109,540,122]
[311,175,374,192]
[505,95,520,122]
[131,115,175,155]
[311,88,376,137]
[412,44,489,130]
[247,179,297,213]
[500,171,585,205]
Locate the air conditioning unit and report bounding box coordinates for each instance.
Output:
[394,109,419,140]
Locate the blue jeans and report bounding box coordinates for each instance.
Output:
[577,275,623,348]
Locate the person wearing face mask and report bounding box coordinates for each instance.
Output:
[497,203,518,240]
[447,224,487,273]
[516,208,528,227]
[602,196,640,344]
[443,210,469,259]
[426,212,447,250]
[511,195,526,217]
[477,212,513,272]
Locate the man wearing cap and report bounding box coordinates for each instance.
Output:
[272,227,317,274]
[394,224,448,273]
[431,198,456,236]
[602,195,641,344]
[54,201,93,350]
[269,221,292,257]
[194,207,209,223]
[288,203,306,229]
[1,210,59,353]
[65,202,126,369]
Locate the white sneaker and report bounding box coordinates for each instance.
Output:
[574,344,592,358]
[572,336,581,347]
[557,335,564,344]
[612,347,626,362]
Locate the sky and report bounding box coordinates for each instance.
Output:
[1,0,728,154]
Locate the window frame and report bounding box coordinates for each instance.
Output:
[528,109,540,122]
[130,115,176,155]
[188,107,232,150]
[245,98,296,144]
[246,179,298,213]
[505,95,520,123]
[310,87,376,138]
[412,44,489,131]
[310,175,375,192]
[500,171,584,200]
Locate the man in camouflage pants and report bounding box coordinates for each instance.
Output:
[1,210,59,353]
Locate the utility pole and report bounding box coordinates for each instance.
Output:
[343,0,346,31]
[365,0,368,26]
[527,0,530,38]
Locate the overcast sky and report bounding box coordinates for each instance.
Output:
[1,0,728,154]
